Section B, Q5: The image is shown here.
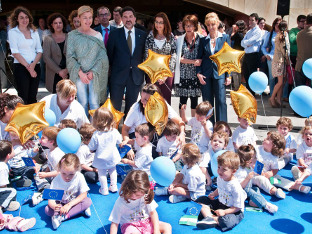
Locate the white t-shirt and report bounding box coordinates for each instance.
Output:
[0,162,9,186]
[199,147,213,168]
[181,164,205,197]
[232,126,258,148]
[124,101,179,134]
[156,136,180,158]
[226,138,235,152]
[40,94,89,129]
[47,147,65,171]
[50,171,89,204]
[256,146,279,172]
[8,145,34,169]
[188,117,213,153]
[0,121,9,141]
[109,196,158,226]
[235,166,253,187]
[76,144,94,166]
[283,133,297,159]
[133,142,153,175]
[89,129,122,169]
[217,176,247,210]
[296,141,312,166]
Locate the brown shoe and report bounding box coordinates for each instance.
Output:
[269,98,278,108]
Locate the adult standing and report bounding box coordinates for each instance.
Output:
[196,12,230,123]
[261,17,282,96]
[0,19,7,88]
[109,6,123,28]
[174,14,201,117]
[173,19,185,37]
[269,21,290,108]
[43,13,68,93]
[107,6,147,115]
[241,13,262,95]
[68,10,80,30]
[8,6,42,104]
[67,5,109,115]
[37,17,50,84]
[94,6,116,47]
[295,13,312,86]
[144,12,177,105]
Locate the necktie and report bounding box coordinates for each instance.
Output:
[127,31,132,54]
[104,28,109,47]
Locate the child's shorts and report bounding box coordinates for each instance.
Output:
[195,196,244,232]
[121,217,153,234]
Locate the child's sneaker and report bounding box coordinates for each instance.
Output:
[16,217,36,232]
[52,215,65,230]
[109,185,118,193]
[84,207,91,217]
[291,166,301,180]
[299,185,311,194]
[154,187,168,196]
[196,216,217,229]
[275,188,286,199]
[265,202,278,213]
[32,192,43,206]
[99,188,109,196]
[6,201,20,211]
[169,195,187,203]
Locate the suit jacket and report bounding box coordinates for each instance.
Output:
[107,27,147,86]
[43,34,68,93]
[196,33,230,80]
[295,26,312,72]
[93,24,117,37]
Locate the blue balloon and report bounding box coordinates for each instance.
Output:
[150,156,176,186]
[56,128,81,153]
[45,109,56,126]
[37,131,42,139]
[248,71,268,94]
[211,150,227,177]
[302,58,312,79]
[289,86,312,117]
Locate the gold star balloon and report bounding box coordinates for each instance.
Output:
[5,101,49,144]
[144,92,168,135]
[138,49,173,84]
[209,42,245,77]
[89,98,124,128]
[230,85,257,125]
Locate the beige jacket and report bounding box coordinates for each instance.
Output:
[43,34,68,93]
[272,32,290,64]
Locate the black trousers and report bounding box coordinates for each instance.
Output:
[242,52,260,95]
[13,63,40,104]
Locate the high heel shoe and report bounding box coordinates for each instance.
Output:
[269,98,278,108]
[276,101,286,108]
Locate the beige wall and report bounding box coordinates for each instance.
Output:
[187,0,312,28]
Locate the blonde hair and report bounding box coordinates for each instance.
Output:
[217,151,240,170]
[211,131,229,147]
[300,125,312,138]
[92,107,115,132]
[56,80,77,99]
[78,5,93,17]
[57,153,81,171]
[182,143,202,167]
[205,12,220,26]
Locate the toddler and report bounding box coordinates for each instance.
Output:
[45,154,91,230]
[109,170,171,234]
[213,121,235,152]
[89,107,122,195]
[155,143,206,203]
[232,117,257,150]
[59,119,77,130]
[196,151,247,231]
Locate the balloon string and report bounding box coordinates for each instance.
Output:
[260,95,269,131]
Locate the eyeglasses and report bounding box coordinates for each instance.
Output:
[185,24,194,28]
[155,21,164,25]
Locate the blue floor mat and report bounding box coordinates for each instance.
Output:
[3,161,312,233]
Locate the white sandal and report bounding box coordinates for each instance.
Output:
[299,185,311,194]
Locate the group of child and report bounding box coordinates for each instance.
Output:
[0,98,311,233]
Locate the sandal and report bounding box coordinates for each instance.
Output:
[299,185,311,194]
[269,98,278,108]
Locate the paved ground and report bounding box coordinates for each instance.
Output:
[2,81,306,143]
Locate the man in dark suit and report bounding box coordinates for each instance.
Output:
[107,6,147,115]
[94,6,116,47]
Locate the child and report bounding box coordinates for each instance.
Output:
[213,121,235,152]
[59,119,77,130]
[155,143,206,203]
[77,123,98,184]
[236,145,278,213]
[0,213,36,232]
[0,140,20,212]
[156,120,183,170]
[121,123,154,175]
[32,127,64,206]
[200,131,229,187]
[196,151,247,231]
[276,117,297,169]
[109,170,171,234]
[232,117,257,150]
[45,154,91,230]
[89,107,122,195]
[7,131,37,187]
[180,101,213,153]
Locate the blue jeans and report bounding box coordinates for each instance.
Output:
[267,59,275,96]
[245,185,267,209]
[76,79,99,115]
